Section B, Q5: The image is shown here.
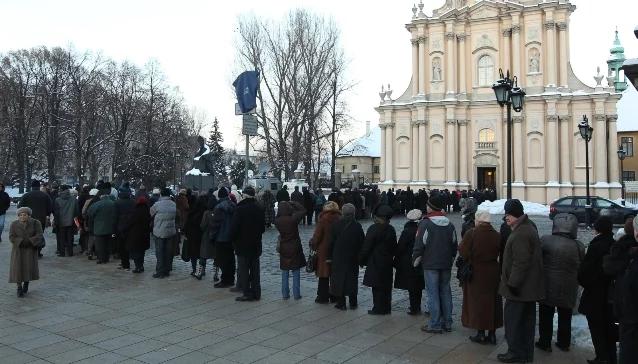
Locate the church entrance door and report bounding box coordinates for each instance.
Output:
[477,167,496,190]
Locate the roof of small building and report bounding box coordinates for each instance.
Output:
[343,126,381,158]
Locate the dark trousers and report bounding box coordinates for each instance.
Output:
[117,234,130,268]
[305,210,313,225]
[130,250,145,269]
[538,304,572,348]
[56,226,74,255]
[504,300,536,361]
[409,288,422,312]
[79,230,88,252]
[216,244,236,284]
[94,235,111,263]
[587,311,618,364]
[336,295,357,307]
[153,236,173,275]
[620,323,638,364]
[238,255,261,299]
[372,287,392,314]
[317,277,330,301]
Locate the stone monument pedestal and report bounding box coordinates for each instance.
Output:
[184,174,216,192]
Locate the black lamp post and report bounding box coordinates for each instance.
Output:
[578,115,594,227]
[618,144,626,206]
[492,68,526,200]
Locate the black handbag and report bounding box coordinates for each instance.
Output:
[306,249,317,273]
[181,236,190,262]
[456,234,473,285]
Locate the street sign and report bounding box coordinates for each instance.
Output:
[242,114,258,136]
[625,181,638,193]
[235,102,256,115]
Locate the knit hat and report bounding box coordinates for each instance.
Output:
[427,194,444,212]
[89,188,99,196]
[31,180,41,188]
[504,199,524,218]
[475,210,491,224]
[16,207,32,216]
[243,186,256,197]
[342,203,356,218]
[323,201,339,212]
[374,204,394,220]
[406,209,422,222]
[218,186,228,199]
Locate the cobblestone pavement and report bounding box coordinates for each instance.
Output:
[0,205,597,363]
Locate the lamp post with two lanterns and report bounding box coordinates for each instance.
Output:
[618,145,626,206]
[578,116,594,227]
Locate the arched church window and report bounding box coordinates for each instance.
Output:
[478,128,495,143]
[478,55,494,86]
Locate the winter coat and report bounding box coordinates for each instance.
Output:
[393,221,425,291]
[230,197,265,258]
[460,223,503,331]
[619,253,638,324]
[360,222,397,290]
[311,210,342,278]
[126,200,151,252]
[303,191,315,213]
[0,190,11,215]
[8,218,42,283]
[540,214,585,309]
[114,196,135,234]
[149,196,177,239]
[87,195,117,236]
[275,201,306,270]
[314,193,326,212]
[259,190,276,225]
[499,214,545,302]
[19,188,53,227]
[199,210,216,259]
[328,216,364,297]
[276,188,290,203]
[578,233,615,316]
[175,195,189,230]
[184,195,207,259]
[209,197,236,245]
[54,189,78,228]
[604,234,638,321]
[413,215,458,270]
[290,190,303,204]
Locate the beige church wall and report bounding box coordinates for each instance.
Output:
[525,102,546,183]
[522,11,543,87]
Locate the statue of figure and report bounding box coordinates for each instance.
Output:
[529,49,540,73]
[432,58,442,81]
[193,136,213,173]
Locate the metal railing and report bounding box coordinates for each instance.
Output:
[476,141,497,149]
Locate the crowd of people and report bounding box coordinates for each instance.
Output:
[1,179,637,363]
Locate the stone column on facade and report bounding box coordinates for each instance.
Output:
[458,120,468,184]
[411,39,419,96]
[511,23,521,79]
[418,120,427,181]
[557,22,568,87]
[545,19,557,86]
[502,29,512,74]
[513,115,524,183]
[457,34,467,96]
[559,115,572,185]
[607,114,620,197]
[547,115,559,183]
[411,120,419,181]
[379,123,386,182]
[593,114,608,184]
[445,24,455,96]
[418,36,427,95]
[385,124,394,182]
[446,119,457,184]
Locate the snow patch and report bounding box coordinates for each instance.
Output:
[5,187,23,198]
[612,198,638,209]
[477,199,550,217]
[185,168,210,176]
[193,145,210,161]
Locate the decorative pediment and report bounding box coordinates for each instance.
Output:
[469,5,499,20]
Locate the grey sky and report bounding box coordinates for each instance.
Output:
[2,0,637,148]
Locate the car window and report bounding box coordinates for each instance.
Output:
[574,198,588,207]
[595,198,614,208]
[555,198,573,207]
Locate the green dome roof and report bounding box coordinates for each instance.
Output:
[608,30,626,63]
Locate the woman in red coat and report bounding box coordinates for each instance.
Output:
[311,201,342,303]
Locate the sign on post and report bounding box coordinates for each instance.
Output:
[242,114,258,136]
[625,181,638,193]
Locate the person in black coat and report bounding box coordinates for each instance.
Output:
[394,209,425,315]
[19,180,53,257]
[115,185,135,269]
[302,187,315,225]
[0,182,11,243]
[229,186,265,301]
[276,185,290,203]
[360,204,397,315]
[127,196,151,273]
[329,203,364,310]
[185,193,208,276]
[578,216,617,364]
[618,217,638,364]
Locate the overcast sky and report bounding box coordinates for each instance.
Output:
[2,0,637,148]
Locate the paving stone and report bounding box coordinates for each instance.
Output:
[222,344,279,364]
[113,339,169,358]
[134,344,192,364]
[47,345,106,364]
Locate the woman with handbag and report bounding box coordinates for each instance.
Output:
[311,201,342,304]
[459,210,502,345]
[275,201,307,300]
[9,207,44,297]
[393,209,425,315]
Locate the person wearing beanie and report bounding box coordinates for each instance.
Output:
[149,187,178,278]
[149,188,161,207]
[209,186,237,287]
[498,199,544,363]
[18,180,53,258]
[228,184,265,301]
[311,200,342,304]
[359,204,397,315]
[413,193,458,334]
[328,203,365,310]
[9,206,43,297]
[394,209,425,315]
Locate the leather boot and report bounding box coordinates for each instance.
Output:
[22,282,29,294]
[17,284,24,298]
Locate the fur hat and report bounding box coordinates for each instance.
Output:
[89,188,99,196]
[16,207,32,216]
[504,199,524,218]
[323,201,340,212]
[406,209,422,221]
[475,210,492,224]
[427,194,444,212]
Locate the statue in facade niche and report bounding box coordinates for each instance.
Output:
[432,58,442,81]
[529,49,540,73]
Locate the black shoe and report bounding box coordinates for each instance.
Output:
[17,286,24,298]
[22,282,29,294]
[214,282,233,288]
[554,342,569,352]
[535,342,552,352]
[367,310,389,316]
[497,352,528,363]
[349,304,358,309]
[587,359,609,364]
[235,296,255,302]
[315,297,329,304]
[420,325,443,334]
[407,309,421,316]
[334,304,347,311]
[486,333,497,345]
[152,273,166,278]
[229,287,242,293]
[469,333,486,344]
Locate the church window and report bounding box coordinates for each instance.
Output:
[621,137,633,157]
[478,55,494,86]
[478,128,495,143]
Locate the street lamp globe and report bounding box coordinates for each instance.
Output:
[510,84,526,112]
[492,78,509,106]
[578,116,593,141]
[617,145,626,160]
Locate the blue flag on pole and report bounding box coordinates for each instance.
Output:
[233,70,260,113]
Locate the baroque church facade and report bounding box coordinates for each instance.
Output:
[376,0,622,204]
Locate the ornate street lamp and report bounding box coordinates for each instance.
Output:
[578,115,594,227]
[492,69,526,200]
[618,144,626,206]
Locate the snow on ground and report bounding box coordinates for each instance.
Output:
[612,198,638,209]
[477,199,550,217]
